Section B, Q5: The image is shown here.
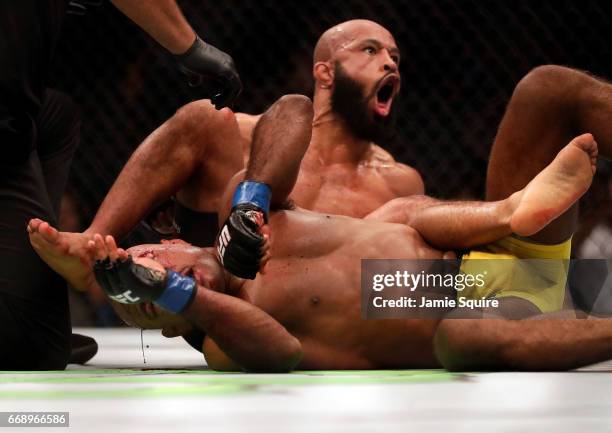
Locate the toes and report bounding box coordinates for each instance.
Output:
[105,235,119,261]
[86,240,97,261]
[39,222,59,243]
[28,218,42,233]
[93,234,107,261]
[27,218,38,233]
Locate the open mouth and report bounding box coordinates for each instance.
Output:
[374,75,399,117]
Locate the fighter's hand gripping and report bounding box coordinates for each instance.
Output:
[217,181,271,280]
[175,35,242,109]
[91,235,197,314]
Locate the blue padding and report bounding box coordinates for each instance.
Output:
[231,181,271,215]
[155,270,197,314]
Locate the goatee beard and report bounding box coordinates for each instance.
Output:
[330,62,398,143]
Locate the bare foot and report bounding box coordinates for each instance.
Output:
[27,219,96,291]
[509,133,597,237]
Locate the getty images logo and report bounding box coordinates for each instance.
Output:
[109,290,141,304]
[217,225,232,264]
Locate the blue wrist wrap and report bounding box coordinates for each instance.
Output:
[231,181,271,215]
[154,270,197,314]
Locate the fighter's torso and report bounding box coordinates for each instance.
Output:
[290,147,417,218]
[173,116,421,233]
[236,113,421,218]
[236,210,444,369]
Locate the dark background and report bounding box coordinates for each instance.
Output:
[51,0,612,232]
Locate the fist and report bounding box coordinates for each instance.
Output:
[217,204,266,279]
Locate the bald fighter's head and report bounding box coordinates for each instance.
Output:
[313,20,401,142]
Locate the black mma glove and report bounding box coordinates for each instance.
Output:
[217,181,271,279]
[94,256,197,314]
[175,35,242,109]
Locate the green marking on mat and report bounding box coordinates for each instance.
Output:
[1,384,244,399]
[0,369,459,399]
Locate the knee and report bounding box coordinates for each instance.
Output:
[174,100,231,133]
[518,65,575,89]
[172,100,237,152]
[513,65,582,105]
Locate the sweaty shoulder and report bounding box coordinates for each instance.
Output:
[369,145,425,196]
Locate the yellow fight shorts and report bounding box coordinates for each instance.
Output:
[459,236,571,313]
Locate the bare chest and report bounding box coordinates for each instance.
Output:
[241,253,440,368]
[291,167,398,217]
[244,250,361,326]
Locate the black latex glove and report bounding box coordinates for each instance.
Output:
[175,35,242,109]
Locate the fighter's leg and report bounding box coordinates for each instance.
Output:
[29,100,243,289]
[365,135,596,250]
[435,135,603,369]
[435,313,612,371]
[88,100,243,239]
[28,219,97,291]
[509,133,597,236]
[487,65,611,242]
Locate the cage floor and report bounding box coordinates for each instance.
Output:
[1,328,611,433]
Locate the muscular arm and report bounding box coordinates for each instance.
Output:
[111,0,195,54]
[244,95,313,207]
[183,286,303,372]
[435,312,612,371]
[366,195,515,250]
[213,95,313,279]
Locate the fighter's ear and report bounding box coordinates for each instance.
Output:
[313,61,334,89]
